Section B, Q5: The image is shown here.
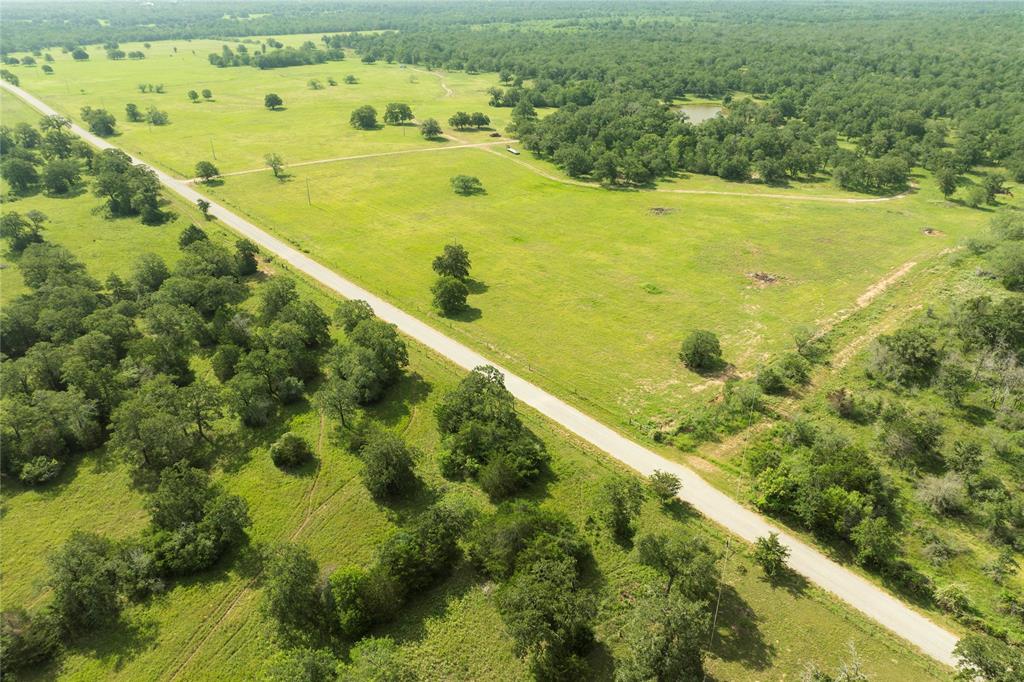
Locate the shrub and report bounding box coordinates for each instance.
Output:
[935,583,973,616]
[916,474,967,516]
[358,429,418,500]
[877,403,943,468]
[178,224,208,249]
[211,344,242,382]
[866,326,941,386]
[261,543,325,643]
[678,330,722,371]
[327,566,370,639]
[19,456,61,484]
[270,433,313,468]
[0,608,60,672]
[752,532,790,577]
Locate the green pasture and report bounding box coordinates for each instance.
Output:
[202,146,1006,432]
[6,35,509,177]
[8,36,1001,434]
[0,167,949,680]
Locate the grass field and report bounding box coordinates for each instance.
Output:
[7,37,1013,443]
[5,36,510,178]
[203,149,1006,434]
[0,92,952,677]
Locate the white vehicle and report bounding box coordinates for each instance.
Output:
[506,146,520,155]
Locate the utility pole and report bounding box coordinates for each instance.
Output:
[703,538,734,682]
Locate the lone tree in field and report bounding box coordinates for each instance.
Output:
[264,93,283,111]
[188,90,199,103]
[752,532,790,578]
[264,153,285,179]
[432,276,469,317]
[125,103,143,122]
[679,330,722,371]
[420,118,443,139]
[450,175,484,196]
[202,89,213,100]
[432,243,471,281]
[194,160,220,182]
[383,102,414,125]
[349,105,378,130]
[196,198,211,219]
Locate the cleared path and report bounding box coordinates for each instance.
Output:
[198,138,512,181]
[2,80,960,669]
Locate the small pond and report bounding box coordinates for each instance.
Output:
[677,103,723,124]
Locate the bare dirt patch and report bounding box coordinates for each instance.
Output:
[746,271,783,287]
[922,227,945,237]
[648,207,676,216]
[855,261,916,308]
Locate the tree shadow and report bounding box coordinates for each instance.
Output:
[364,371,432,429]
[690,360,735,378]
[277,453,319,479]
[377,477,440,526]
[586,640,617,680]
[465,278,488,295]
[200,178,225,188]
[215,416,289,474]
[71,612,160,672]
[1,447,100,500]
[661,498,702,523]
[708,584,776,671]
[957,402,993,427]
[449,305,482,322]
[382,562,480,646]
[759,567,809,597]
[45,185,88,200]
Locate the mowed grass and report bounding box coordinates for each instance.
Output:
[6,35,510,178]
[202,145,1007,431]
[0,179,948,679]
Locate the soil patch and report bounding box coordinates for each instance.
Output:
[922,227,945,237]
[747,271,782,286]
[648,207,675,216]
